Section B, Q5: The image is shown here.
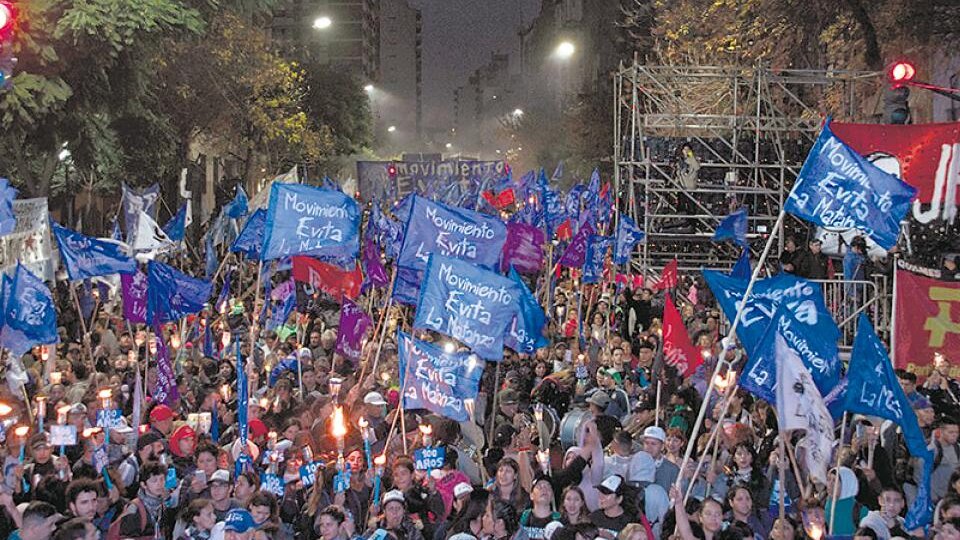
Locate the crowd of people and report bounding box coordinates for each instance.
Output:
[0,198,955,540]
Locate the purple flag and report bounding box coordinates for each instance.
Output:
[501,222,545,274]
[270,279,295,302]
[152,323,179,406]
[335,298,372,364]
[362,240,389,288]
[121,269,148,323]
[558,221,595,268]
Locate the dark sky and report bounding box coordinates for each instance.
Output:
[409,0,541,131]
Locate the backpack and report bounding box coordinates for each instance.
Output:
[105,498,154,540]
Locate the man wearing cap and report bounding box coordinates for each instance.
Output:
[494,389,521,433]
[361,391,390,453]
[589,475,635,537]
[118,431,163,499]
[23,433,62,487]
[587,391,621,447]
[222,508,257,540]
[374,490,425,540]
[148,404,175,438]
[207,470,240,520]
[642,426,679,491]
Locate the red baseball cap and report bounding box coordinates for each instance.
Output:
[248,418,269,439]
[149,405,174,422]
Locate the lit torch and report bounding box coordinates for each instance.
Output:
[358,417,373,470]
[331,406,348,470]
[373,453,386,503]
[14,425,29,463]
[36,396,46,433]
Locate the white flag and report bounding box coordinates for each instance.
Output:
[131,210,175,254]
[775,333,835,485]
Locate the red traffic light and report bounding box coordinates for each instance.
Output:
[387,164,397,176]
[0,3,12,34]
[888,61,916,85]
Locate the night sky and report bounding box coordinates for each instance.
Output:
[409,0,541,131]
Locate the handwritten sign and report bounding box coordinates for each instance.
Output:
[260,473,285,497]
[96,409,124,429]
[414,447,446,471]
[50,425,77,446]
[299,461,325,488]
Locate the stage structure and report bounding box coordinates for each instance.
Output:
[613,61,893,347]
[613,62,882,273]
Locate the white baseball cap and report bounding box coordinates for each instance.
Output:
[364,392,388,406]
[643,425,666,442]
[382,489,405,506]
[454,482,474,498]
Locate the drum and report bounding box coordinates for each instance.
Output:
[559,409,593,449]
[533,404,560,445]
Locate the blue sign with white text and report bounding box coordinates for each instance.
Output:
[398,331,485,421]
[413,255,520,360]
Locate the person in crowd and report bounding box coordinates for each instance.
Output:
[177,498,217,540]
[10,501,61,540]
[794,238,832,279]
[520,475,562,540]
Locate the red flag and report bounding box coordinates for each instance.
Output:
[653,259,678,290]
[599,182,610,201]
[555,219,572,241]
[893,266,960,372]
[291,256,362,300]
[663,293,703,377]
[482,188,516,210]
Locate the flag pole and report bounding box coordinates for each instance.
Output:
[369,266,398,380]
[828,412,849,535]
[675,210,786,492]
[69,284,95,369]
[778,435,787,522]
[890,256,900,366]
[487,361,503,445]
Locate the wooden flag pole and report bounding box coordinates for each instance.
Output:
[828,413,849,535]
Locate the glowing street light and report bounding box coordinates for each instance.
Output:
[387,125,396,133]
[445,142,453,149]
[512,108,524,117]
[364,84,375,93]
[555,41,576,60]
[313,16,332,30]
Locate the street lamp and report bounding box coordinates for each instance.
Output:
[364,84,375,93]
[387,125,396,133]
[555,41,576,59]
[313,16,332,30]
[445,143,453,149]
[512,108,524,117]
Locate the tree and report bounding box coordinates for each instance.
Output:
[0,0,205,197]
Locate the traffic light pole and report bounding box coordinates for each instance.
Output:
[904,80,960,103]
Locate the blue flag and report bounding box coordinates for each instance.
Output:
[261,183,361,261]
[731,249,751,280]
[583,236,612,285]
[413,254,521,360]
[713,207,748,247]
[151,321,178,406]
[230,209,266,260]
[162,204,189,242]
[371,205,404,260]
[784,121,917,250]
[235,342,248,448]
[215,271,232,314]
[110,219,122,242]
[703,269,841,356]
[224,186,249,219]
[210,402,219,443]
[0,264,58,357]
[203,320,215,358]
[504,268,548,354]
[320,177,342,192]
[51,222,136,280]
[394,195,507,305]
[739,303,842,414]
[614,215,644,264]
[204,234,217,279]
[146,261,213,323]
[846,315,933,529]
[397,330,485,421]
[0,178,17,236]
[565,184,585,222]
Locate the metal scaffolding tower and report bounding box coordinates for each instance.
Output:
[613,62,879,276]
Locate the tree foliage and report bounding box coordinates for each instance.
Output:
[651,0,960,71]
